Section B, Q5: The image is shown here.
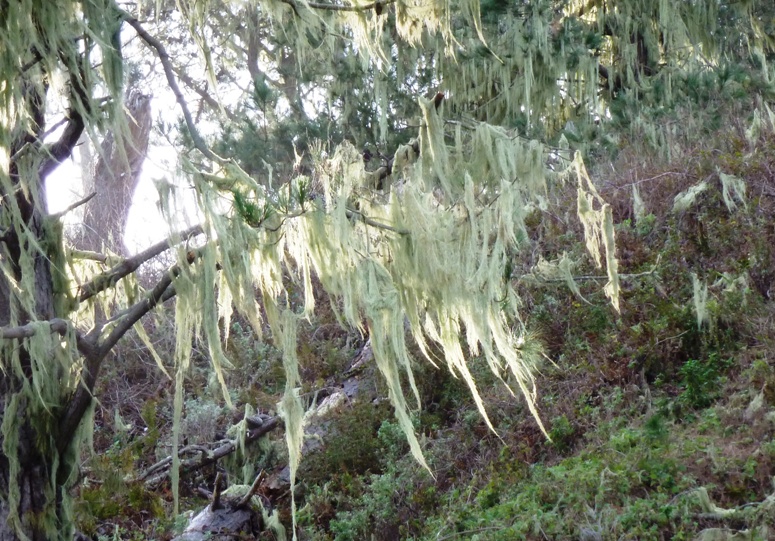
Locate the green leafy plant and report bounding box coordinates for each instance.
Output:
[678,353,732,409]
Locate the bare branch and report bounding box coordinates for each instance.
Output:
[97,264,178,357]
[78,224,203,302]
[210,472,224,511]
[49,192,96,220]
[20,47,44,73]
[171,64,239,123]
[39,53,91,179]
[236,470,266,509]
[38,113,86,180]
[139,417,281,488]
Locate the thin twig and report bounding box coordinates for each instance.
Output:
[436,526,504,541]
[171,64,239,123]
[654,330,689,348]
[536,267,657,283]
[533,256,661,284]
[345,208,409,235]
[620,171,683,188]
[49,192,96,219]
[40,116,71,140]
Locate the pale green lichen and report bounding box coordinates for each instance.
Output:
[692,272,709,329]
[718,170,747,212]
[673,181,709,213]
[574,153,620,311]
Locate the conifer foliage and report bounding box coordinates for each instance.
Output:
[0,0,771,539]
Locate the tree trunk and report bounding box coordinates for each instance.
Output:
[0,228,75,541]
[0,57,88,541]
[0,417,74,541]
[0,192,78,540]
[79,90,152,255]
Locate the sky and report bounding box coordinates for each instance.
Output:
[46,133,186,254]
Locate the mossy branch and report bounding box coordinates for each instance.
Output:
[58,242,207,455]
[0,318,93,358]
[77,224,203,302]
[281,0,395,13]
[0,318,70,339]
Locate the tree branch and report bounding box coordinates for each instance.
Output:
[210,472,224,510]
[68,249,116,264]
[364,137,420,190]
[0,318,69,339]
[120,11,224,164]
[78,224,203,302]
[236,470,266,509]
[49,192,96,220]
[345,208,409,235]
[58,237,206,454]
[281,0,395,13]
[171,64,239,123]
[96,264,179,357]
[97,278,177,341]
[38,53,91,180]
[57,263,184,454]
[139,417,281,488]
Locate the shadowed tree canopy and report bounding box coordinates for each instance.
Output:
[0,0,771,540]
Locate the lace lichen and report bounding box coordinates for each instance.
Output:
[718,170,747,212]
[673,181,709,213]
[692,272,709,329]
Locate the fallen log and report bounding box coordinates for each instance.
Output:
[137,415,280,489]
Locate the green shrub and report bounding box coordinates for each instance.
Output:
[678,353,732,409]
